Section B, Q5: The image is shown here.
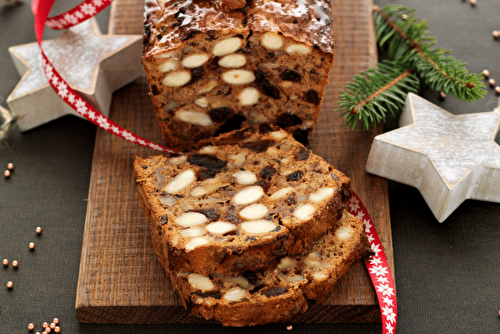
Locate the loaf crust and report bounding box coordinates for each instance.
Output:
[159,211,372,326]
[134,128,351,276]
[143,0,335,151]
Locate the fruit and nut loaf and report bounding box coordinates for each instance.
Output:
[158,210,373,326]
[143,0,335,151]
[134,127,351,276]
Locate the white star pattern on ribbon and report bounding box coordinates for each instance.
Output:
[349,194,397,334]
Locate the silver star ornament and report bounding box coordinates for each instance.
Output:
[366,93,500,222]
[7,18,142,131]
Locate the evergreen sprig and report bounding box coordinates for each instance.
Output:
[338,60,420,130]
[335,5,487,130]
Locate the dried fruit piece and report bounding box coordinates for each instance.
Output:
[293,204,315,221]
[188,273,215,292]
[207,107,234,123]
[222,70,255,85]
[241,139,275,153]
[219,54,247,68]
[254,70,280,99]
[206,221,237,235]
[174,212,208,227]
[239,203,269,220]
[232,186,264,206]
[161,70,191,87]
[286,171,303,181]
[260,166,277,180]
[280,69,302,82]
[165,169,196,194]
[195,97,209,108]
[182,54,210,68]
[175,110,213,126]
[212,37,242,56]
[261,32,283,50]
[233,170,257,185]
[240,220,277,234]
[303,89,320,105]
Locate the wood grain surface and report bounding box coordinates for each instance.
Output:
[75,0,394,324]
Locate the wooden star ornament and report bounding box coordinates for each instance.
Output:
[366,93,500,222]
[7,18,143,131]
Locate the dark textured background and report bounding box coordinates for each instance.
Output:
[1,0,500,333]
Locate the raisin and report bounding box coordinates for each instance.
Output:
[180,30,199,41]
[188,154,227,171]
[254,70,281,99]
[254,180,269,193]
[151,84,161,96]
[186,66,204,86]
[215,250,228,264]
[280,69,302,82]
[303,89,320,105]
[296,147,310,161]
[195,291,221,299]
[261,286,286,297]
[260,166,276,180]
[198,168,219,180]
[287,171,303,181]
[225,210,243,224]
[275,113,302,129]
[258,123,273,134]
[160,215,168,225]
[214,115,246,136]
[292,129,309,145]
[241,139,275,153]
[285,194,296,205]
[194,208,220,222]
[207,107,233,123]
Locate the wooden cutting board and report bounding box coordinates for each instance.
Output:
[75,0,394,324]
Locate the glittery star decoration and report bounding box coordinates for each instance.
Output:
[366,93,500,222]
[7,18,142,131]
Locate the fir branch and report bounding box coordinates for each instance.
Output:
[335,61,420,130]
[373,5,486,101]
[336,5,486,130]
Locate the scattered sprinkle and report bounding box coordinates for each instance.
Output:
[6,281,13,289]
[29,242,35,250]
[489,78,496,87]
[483,69,490,78]
[12,260,18,268]
[7,163,14,170]
[4,170,11,178]
[2,259,8,267]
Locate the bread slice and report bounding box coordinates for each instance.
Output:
[142,0,335,151]
[160,210,372,326]
[134,127,351,276]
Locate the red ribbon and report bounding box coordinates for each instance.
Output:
[31,0,181,154]
[350,191,397,333]
[31,1,397,331]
